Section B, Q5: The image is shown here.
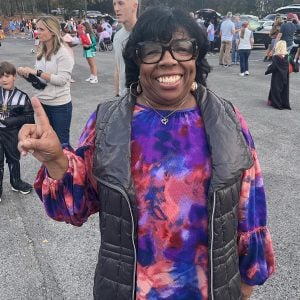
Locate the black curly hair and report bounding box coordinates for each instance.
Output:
[123,6,211,90]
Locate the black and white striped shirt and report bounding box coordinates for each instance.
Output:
[0,87,33,129]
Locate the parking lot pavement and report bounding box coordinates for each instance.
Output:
[0,38,299,299]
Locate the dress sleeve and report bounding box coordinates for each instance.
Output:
[235,108,275,285]
[34,111,100,227]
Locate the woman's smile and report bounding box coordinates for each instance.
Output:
[156,74,182,84]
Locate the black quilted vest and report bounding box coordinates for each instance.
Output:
[92,86,253,300]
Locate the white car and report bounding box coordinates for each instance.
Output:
[86,11,103,18]
[260,20,273,31]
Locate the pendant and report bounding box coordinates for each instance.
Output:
[2,105,7,113]
[161,117,168,125]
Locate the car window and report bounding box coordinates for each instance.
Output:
[263,14,275,20]
[240,18,261,30]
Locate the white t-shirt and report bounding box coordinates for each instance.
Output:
[207,23,214,41]
[99,30,110,41]
[113,27,130,96]
[102,22,112,37]
[238,28,253,50]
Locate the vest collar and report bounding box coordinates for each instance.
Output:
[94,87,253,192]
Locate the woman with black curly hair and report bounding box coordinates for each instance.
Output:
[19,7,274,300]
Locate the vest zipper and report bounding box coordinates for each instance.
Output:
[210,192,216,300]
[99,179,137,300]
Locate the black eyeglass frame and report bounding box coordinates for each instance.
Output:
[135,39,199,64]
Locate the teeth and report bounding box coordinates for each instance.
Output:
[157,75,181,83]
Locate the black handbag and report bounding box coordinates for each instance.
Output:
[24,73,47,90]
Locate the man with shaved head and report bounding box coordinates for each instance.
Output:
[113,0,138,96]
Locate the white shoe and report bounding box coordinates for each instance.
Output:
[245,71,249,75]
[85,77,91,82]
[90,78,98,84]
[239,73,245,76]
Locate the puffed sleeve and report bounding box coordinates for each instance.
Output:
[34,111,100,226]
[235,108,275,285]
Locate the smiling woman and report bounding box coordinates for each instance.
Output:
[18,7,274,300]
[17,16,74,145]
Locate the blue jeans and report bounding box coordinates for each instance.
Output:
[42,101,72,145]
[231,40,240,63]
[238,49,251,73]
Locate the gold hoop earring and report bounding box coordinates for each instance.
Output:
[191,81,198,92]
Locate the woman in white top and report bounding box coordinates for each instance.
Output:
[18,16,74,144]
[237,21,254,76]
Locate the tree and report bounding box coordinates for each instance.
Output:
[0,0,295,18]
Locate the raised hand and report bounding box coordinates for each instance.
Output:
[18,97,68,179]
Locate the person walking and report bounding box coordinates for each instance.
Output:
[18,7,274,300]
[113,0,138,96]
[206,19,215,55]
[61,23,79,83]
[0,23,5,47]
[237,21,254,76]
[276,13,300,53]
[81,22,98,84]
[265,40,291,109]
[17,16,74,145]
[219,12,235,67]
[264,15,283,62]
[9,19,16,37]
[231,13,242,64]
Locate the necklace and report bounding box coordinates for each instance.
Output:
[143,96,188,125]
[1,88,15,113]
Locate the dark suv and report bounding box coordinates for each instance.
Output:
[194,8,222,50]
[253,23,272,49]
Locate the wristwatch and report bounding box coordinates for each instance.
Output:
[36,69,43,77]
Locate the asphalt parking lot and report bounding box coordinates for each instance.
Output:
[0,37,299,300]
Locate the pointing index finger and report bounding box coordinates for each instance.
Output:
[31,97,50,127]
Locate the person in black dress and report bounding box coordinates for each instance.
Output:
[265,40,291,110]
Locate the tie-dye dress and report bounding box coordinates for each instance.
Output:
[35,103,275,300]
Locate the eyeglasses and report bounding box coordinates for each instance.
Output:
[136,39,199,64]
